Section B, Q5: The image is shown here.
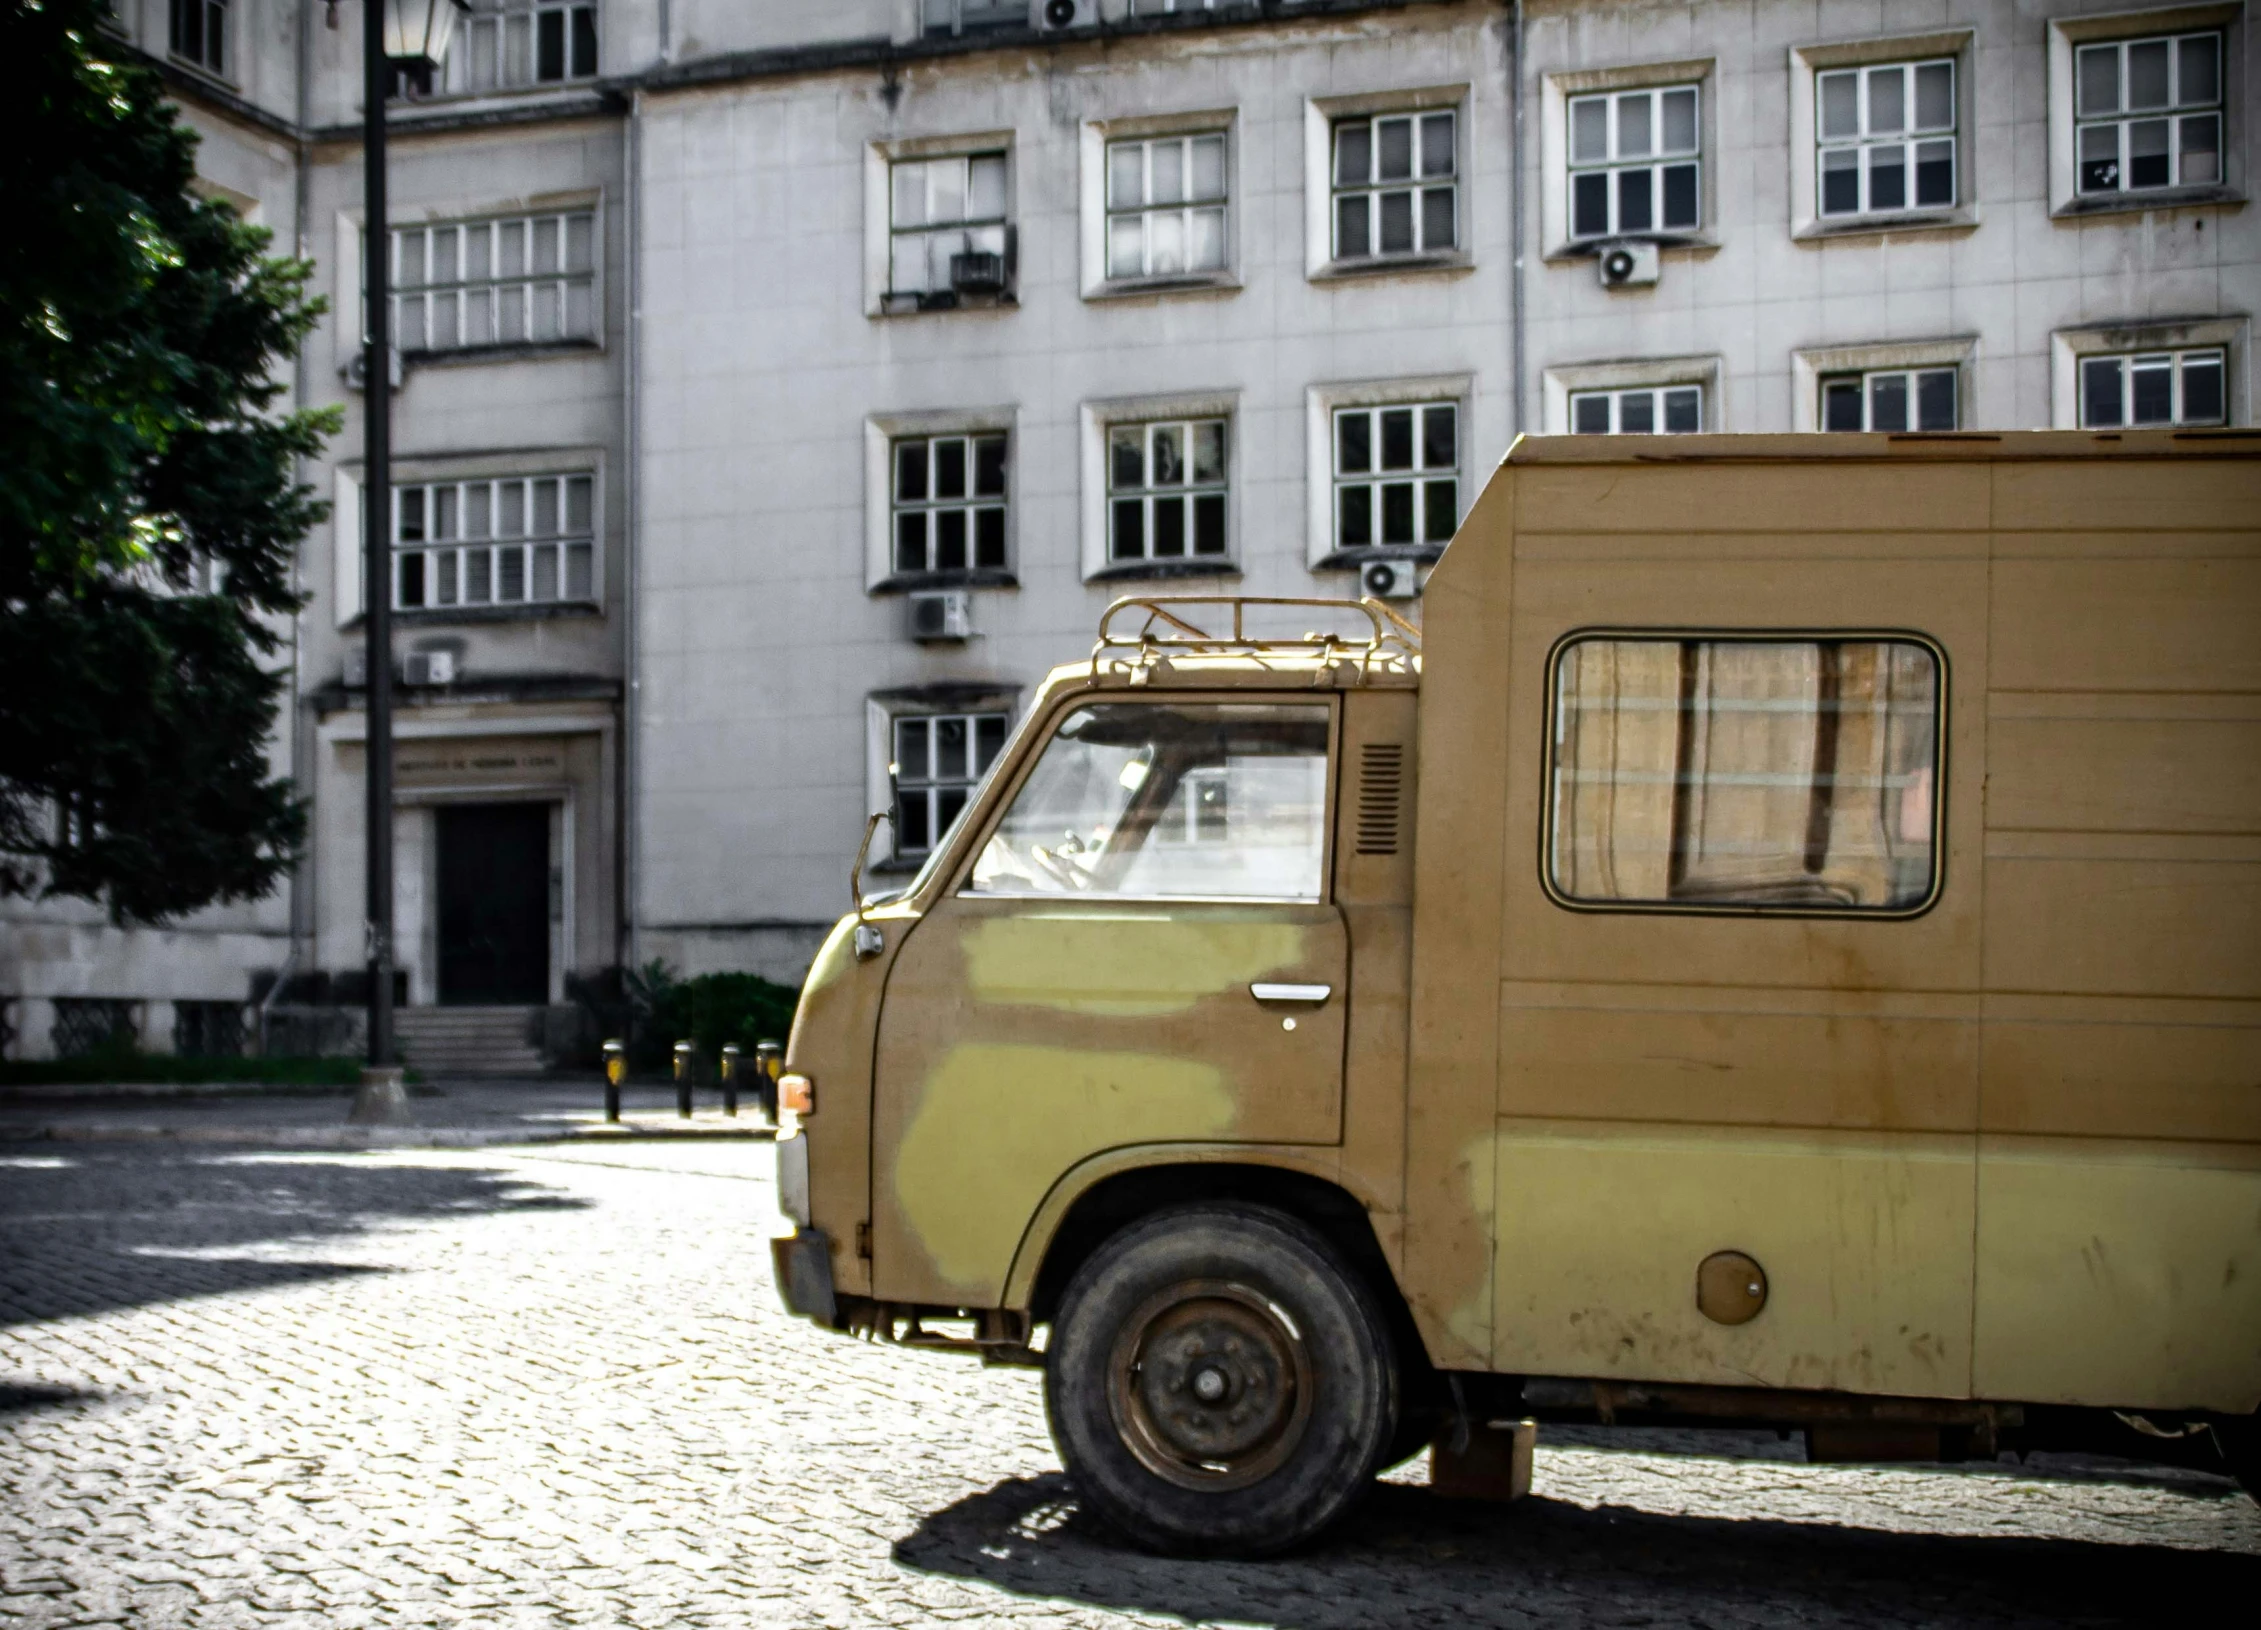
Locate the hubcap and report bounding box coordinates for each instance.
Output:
[1106,1279,1314,1491]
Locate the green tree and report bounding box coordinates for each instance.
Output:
[1,0,337,923]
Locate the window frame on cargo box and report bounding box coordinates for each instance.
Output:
[1539,628,1948,920]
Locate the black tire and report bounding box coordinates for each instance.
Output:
[1044,1201,1398,1557]
[2219,1416,2261,1500]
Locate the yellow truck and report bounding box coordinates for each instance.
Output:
[771,429,2261,1554]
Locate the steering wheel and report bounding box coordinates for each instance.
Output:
[1029,842,1093,891]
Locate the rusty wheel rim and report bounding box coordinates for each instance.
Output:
[1106,1278,1314,1492]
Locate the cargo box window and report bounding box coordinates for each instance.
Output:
[1547,636,1940,913]
[968,702,1330,899]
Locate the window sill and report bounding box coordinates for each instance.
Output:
[1086,272,1243,302]
[166,54,235,90]
[2053,185,2245,220]
[875,290,1018,318]
[399,339,605,370]
[1309,251,1474,284]
[1086,558,1240,585]
[1792,208,1978,242]
[869,568,1019,596]
[1545,232,1719,265]
[1312,544,1447,572]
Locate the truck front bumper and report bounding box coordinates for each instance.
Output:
[771,1228,837,1325]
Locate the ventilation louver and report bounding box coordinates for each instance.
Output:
[1355,742,1406,856]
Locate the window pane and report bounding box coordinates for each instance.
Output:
[1336,194,1370,258]
[1190,206,1227,270]
[1661,163,1698,229]
[1573,172,1610,238]
[1338,410,1372,474]
[1619,391,1654,434]
[1421,186,1455,250]
[1618,93,1652,159]
[1377,117,1414,180]
[466,550,491,603]
[1154,494,1187,556]
[2183,353,2225,423]
[1421,112,1455,177]
[2180,115,2220,185]
[2127,40,2169,109]
[397,229,427,287]
[1822,379,1864,432]
[1573,394,1612,434]
[1193,492,1227,555]
[464,484,491,538]
[1869,145,1906,211]
[936,717,968,781]
[537,8,565,80]
[1110,426,1144,490]
[571,7,598,76]
[935,508,967,571]
[438,552,458,605]
[897,441,928,501]
[934,438,967,500]
[499,482,525,536]
[893,162,928,227]
[1108,216,1145,279]
[899,793,931,854]
[1335,122,1371,187]
[1152,140,1185,206]
[2077,44,2120,117]
[398,488,425,543]
[2130,358,2174,424]
[2079,124,2121,192]
[975,716,1007,772]
[2081,357,2124,426]
[975,506,1006,567]
[1916,370,1957,430]
[1340,484,1372,546]
[1870,373,1909,432]
[532,478,559,537]
[1661,88,1697,153]
[499,547,525,601]
[974,435,1007,496]
[1422,405,1456,469]
[532,543,558,603]
[1191,134,1227,200]
[1916,62,1953,130]
[1378,191,1414,252]
[2128,119,2171,187]
[1663,387,1702,433]
[1572,98,1609,162]
[1424,478,1457,543]
[896,717,931,782]
[1111,498,1145,559]
[971,702,1331,900]
[2179,34,2220,105]
[1152,424,1184,486]
[566,543,593,599]
[435,486,458,540]
[1870,66,1905,134]
[1915,139,1955,206]
[968,153,1006,219]
[1549,639,1941,910]
[1150,210,1185,275]
[1380,482,1415,544]
[1192,420,1226,484]
[1820,73,1859,140]
[1380,408,1415,471]
[1109,142,1144,210]
[398,551,425,608]
[896,511,927,572]
[1822,148,1861,214]
[1617,167,1652,232]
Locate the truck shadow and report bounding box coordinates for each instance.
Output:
[0,1146,587,1328]
[896,1472,2259,1627]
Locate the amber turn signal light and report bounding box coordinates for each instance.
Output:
[777,1073,815,1115]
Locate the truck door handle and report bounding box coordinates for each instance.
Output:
[1250,983,1332,1004]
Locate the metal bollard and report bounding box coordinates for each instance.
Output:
[673,1039,694,1118]
[602,1039,625,1122]
[755,1040,782,1124]
[720,1043,741,1116]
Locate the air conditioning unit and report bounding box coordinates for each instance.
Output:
[949,250,1008,295]
[341,345,403,392]
[1596,240,1660,289]
[908,589,974,643]
[402,650,457,687]
[1360,558,1421,600]
[1033,0,1096,29]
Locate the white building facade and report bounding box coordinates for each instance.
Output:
[3,0,2253,1059]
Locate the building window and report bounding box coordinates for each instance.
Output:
[2075,31,2222,195]
[1570,385,1703,434]
[888,152,1010,309]
[51,999,138,1059]
[1821,367,1958,431]
[170,0,227,75]
[2079,348,2227,427]
[1107,132,1229,279]
[894,712,1009,857]
[392,473,597,611]
[894,433,1007,574]
[444,1,598,94]
[1109,419,1229,563]
[390,211,597,353]
[1332,110,1458,260]
[922,0,1023,39]
[1569,86,1700,239]
[1547,636,1942,914]
[1818,59,1956,216]
[173,1001,244,1059]
[1333,402,1457,549]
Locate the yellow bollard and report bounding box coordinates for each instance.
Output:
[601,1039,624,1121]
[720,1043,741,1117]
[673,1040,693,1117]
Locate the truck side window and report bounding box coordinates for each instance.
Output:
[967,702,1331,900]
[1547,636,1940,912]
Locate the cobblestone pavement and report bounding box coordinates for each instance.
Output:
[2,1141,2254,1628]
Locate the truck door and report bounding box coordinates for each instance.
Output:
[870,696,1348,1310]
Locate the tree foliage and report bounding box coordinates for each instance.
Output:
[0,0,338,923]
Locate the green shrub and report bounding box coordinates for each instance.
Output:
[620,960,799,1075]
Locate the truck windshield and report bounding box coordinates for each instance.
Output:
[967,701,1330,899]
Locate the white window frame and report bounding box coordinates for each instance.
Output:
[169,0,229,79]
[864,408,1017,590]
[1080,391,1239,582]
[389,208,601,356]
[333,448,606,627]
[1568,384,1706,435]
[1303,85,1472,281]
[1790,337,1976,433]
[2050,316,2249,427]
[890,711,1012,862]
[1542,58,1715,260]
[2048,6,2245,216]
[1564,84,1703,244]
[1542,355,1723,434]
[1791,32,1976,239]
[1819,367,1962,432]
[864,689,1019,870]
[1303,375,1472,568]
[441,0,600,97]
[887,428,1011,578]
[864,132,1016,318]
[1079,110,1239,299]
[390,472,600,613]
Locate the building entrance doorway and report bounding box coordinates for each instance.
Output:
[436,803,551,1005]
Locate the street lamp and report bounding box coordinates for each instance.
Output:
[350,0,468,1127]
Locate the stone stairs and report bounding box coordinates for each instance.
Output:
[394,1006,547,1077]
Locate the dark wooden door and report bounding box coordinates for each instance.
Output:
[436,803,550,1005]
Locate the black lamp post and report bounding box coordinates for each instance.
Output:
[351,0,468,1125]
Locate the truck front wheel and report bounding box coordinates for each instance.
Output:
[1044,1202,1398,1556]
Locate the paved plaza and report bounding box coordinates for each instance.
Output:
[2,1135,2255,1628]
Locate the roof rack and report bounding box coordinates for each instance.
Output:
[1091,595,1421,684]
